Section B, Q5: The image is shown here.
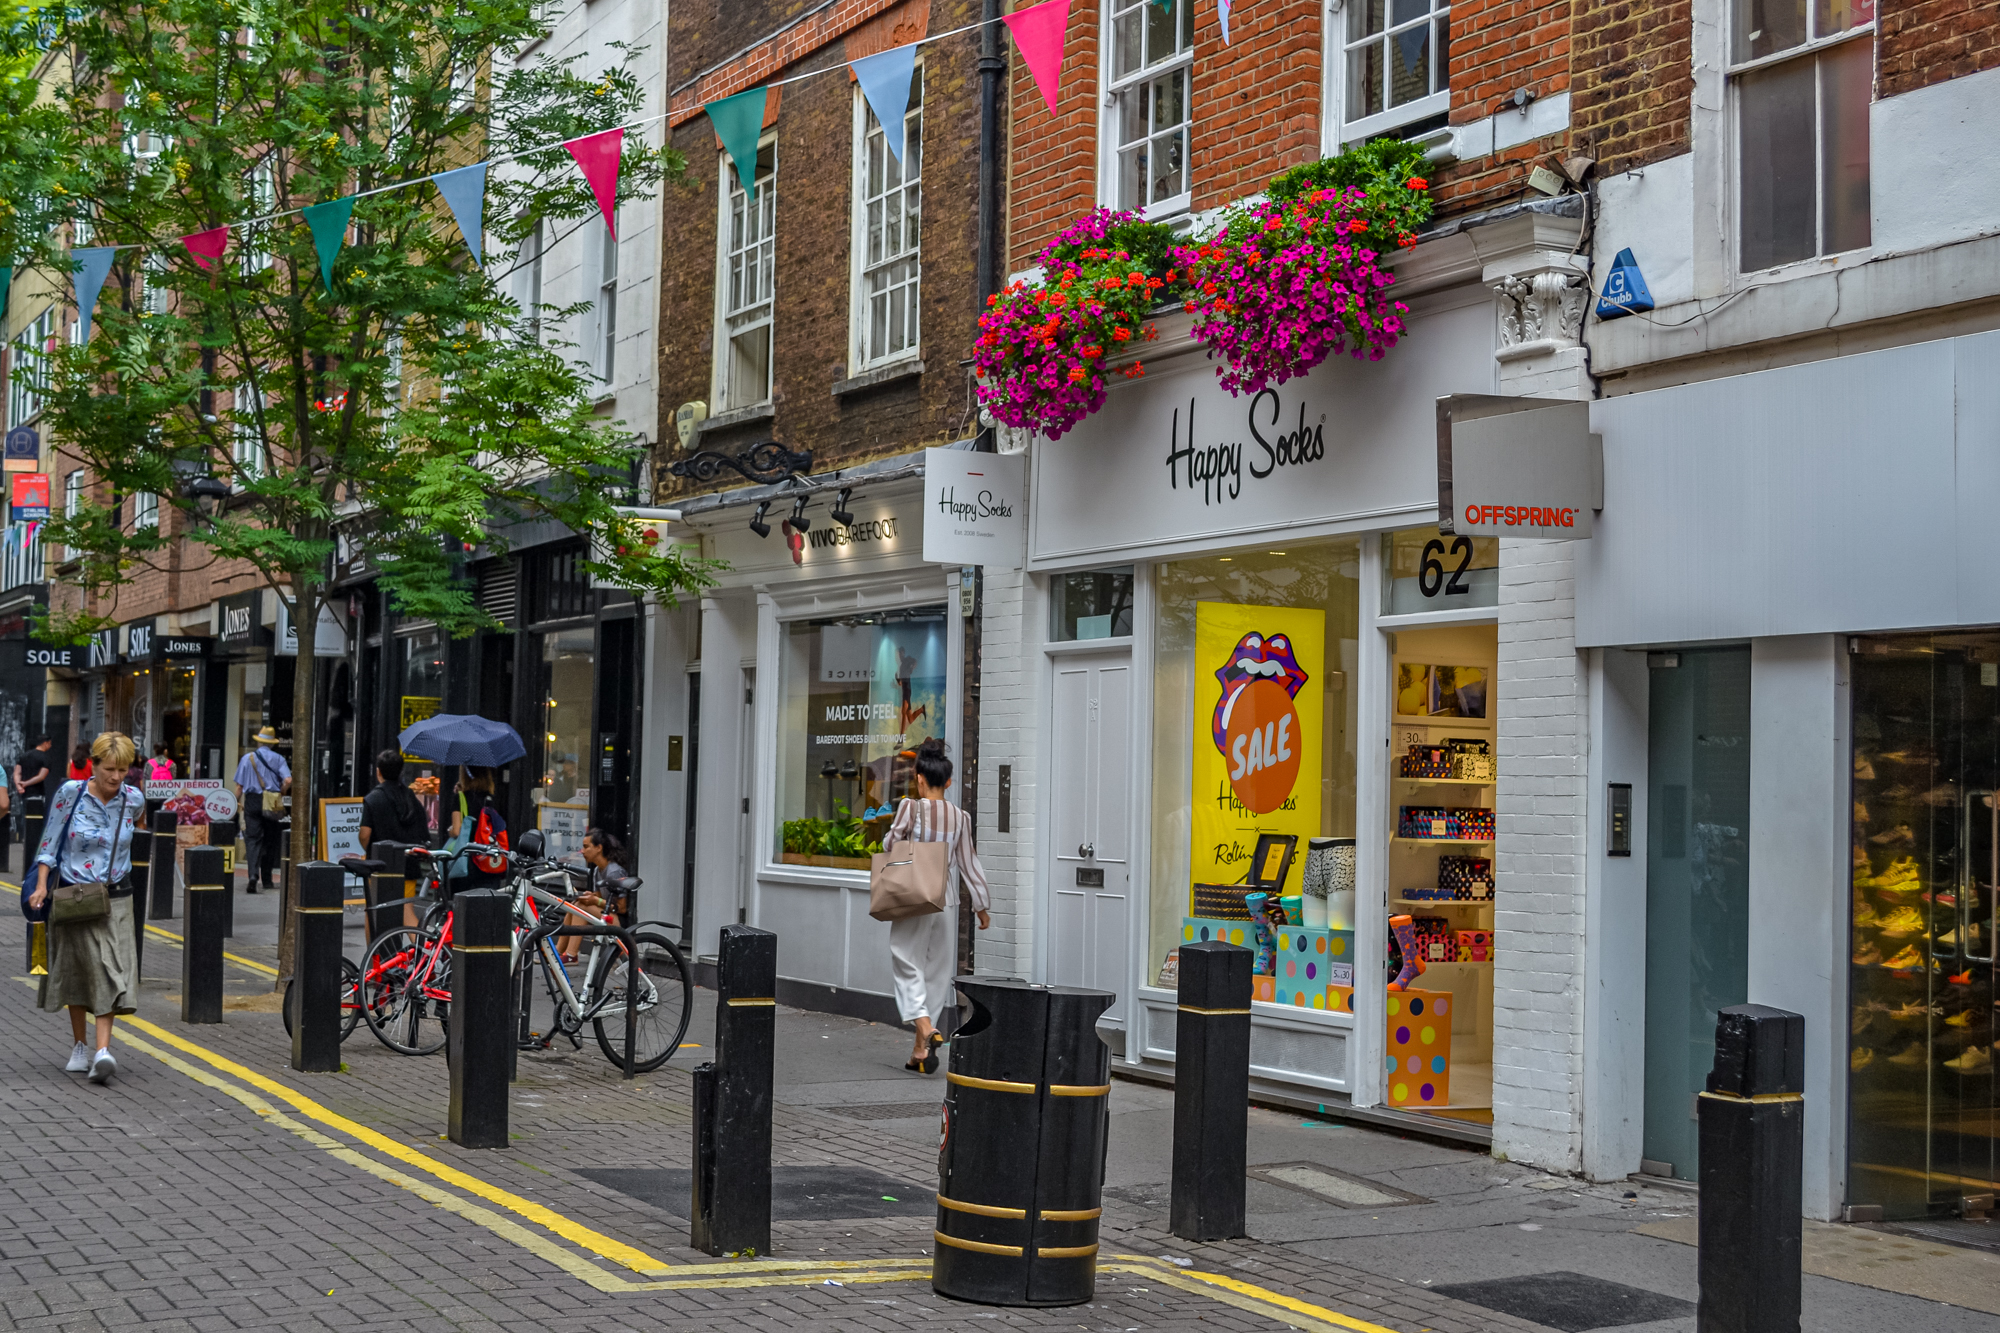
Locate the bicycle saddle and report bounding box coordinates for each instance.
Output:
[339,856,388,876]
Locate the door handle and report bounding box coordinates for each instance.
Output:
[1079,843,1094,860]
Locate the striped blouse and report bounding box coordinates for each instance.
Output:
[883,797,991,913]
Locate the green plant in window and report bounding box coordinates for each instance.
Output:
[781,809,883,859]
[1266,137,1436,253]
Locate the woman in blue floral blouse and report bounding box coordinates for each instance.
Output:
[27,732,143,1084]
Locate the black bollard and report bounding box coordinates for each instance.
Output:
[129,823,152,979]
[368,842,407,947]
[150,810,178,919]
[934,977,1115,1307]
[181,846,227,1024]
[22,793,44,876]
[1698,1004,1805,1333]
[1171,941,1253,1241]
[448,889,513,1148]
[691,925,777,1257]
[290,861,346,1073]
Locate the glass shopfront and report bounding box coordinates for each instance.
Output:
[537,626,595,807]
[1149,541,1361,1008]
[1849,632,1999,1219]
[775,605,949,869]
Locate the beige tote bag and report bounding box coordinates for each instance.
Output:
[868,841,950,921]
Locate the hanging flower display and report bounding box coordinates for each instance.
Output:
[971,208,1175,440]
[1175,181,1417,395]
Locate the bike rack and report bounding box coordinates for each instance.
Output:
[521,916,642,1080]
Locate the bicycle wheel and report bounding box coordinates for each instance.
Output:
[282,958,364,1042]
[360,927,450,1055]
[593,930,693,1072]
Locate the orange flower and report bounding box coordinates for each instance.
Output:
[1111,327,1132,341]
[1347,219,1367,234]
[1068,367,1089,383]
[1406,176,1428,190]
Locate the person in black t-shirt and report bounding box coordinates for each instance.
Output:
[13,734,52,844]
[360,749,432,927]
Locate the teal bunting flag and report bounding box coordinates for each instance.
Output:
[302,196,356,293]
[0,264,11,319]
[706,87,770,201]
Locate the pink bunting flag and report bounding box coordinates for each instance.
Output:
[1003,0,1073,120]
[564,128,624,239]
[182,226,230,271]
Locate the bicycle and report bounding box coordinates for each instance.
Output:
[354,843,495,1055]
[281,957,364,1042]
[514,866,692,1072]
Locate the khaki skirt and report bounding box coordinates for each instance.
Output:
[38,893,138,1017]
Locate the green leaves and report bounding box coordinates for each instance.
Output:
[4,0,710,639]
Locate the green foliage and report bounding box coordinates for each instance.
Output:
[0,0,716,642]
[781,809,885,861]
[1267,137,1436,251]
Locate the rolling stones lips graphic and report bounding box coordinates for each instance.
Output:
[1211,631,1309,755]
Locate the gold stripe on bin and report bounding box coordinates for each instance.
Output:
[185,885,227,892]
[1177,1005,1251,1015]
[946,1072,1037,1094]
[936,1194,1028,1220]
[725,997,777,1007]
[1697,1090,1804,1105]
[1039,1206,1103,1221]
[455,945,511,954]
[1036,1243,1100,1259]
[294,907,344,915]
[934,1230,1024,1257]
[1049,1084,1110,1097]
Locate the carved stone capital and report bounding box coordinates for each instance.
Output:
[1492,266,1588,359]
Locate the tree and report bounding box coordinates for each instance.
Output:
[0,0,713,979]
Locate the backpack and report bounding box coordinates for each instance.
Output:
[148,756,174,781]
[471,800,509,874]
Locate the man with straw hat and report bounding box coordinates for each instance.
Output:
[232,726,291,894]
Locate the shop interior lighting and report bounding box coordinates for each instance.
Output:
[830,488,856,526]
[785,495,811,534]
[748,501,771,539]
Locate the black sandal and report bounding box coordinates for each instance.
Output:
[921,1030,945,1075]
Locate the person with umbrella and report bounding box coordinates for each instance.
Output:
[233,726,291,894]
[397,715,527,888]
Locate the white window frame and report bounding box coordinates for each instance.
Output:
[131,490,158,531]
[7,306,55,428]
[1332,0,1452,146]
[232,383,265,486]
[1727,9,1874,276]
[849,67,924,372]
[63,469,84,518]
[141,252,169,316]
[1100,0,1194,219]
[712,136,777,412]
[596,218,619,384]
[241,157,276,274]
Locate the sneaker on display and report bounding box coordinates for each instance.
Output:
[1943,1046,1992,1075]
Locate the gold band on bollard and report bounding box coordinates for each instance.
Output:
[1177,1005,1250,1015]
[1697,1090,1804,1105]
[185,885,227,892]
[454,944,511,953]
[1049,1084,1110,1097]
[1039,1206,1102,1221]
[725,997,776,1007]
[937,1194,1028,1219]
[294,907,344,915]
[934,1230,1024,1257]
[1036,1243,1100,1258]
[946,1072,1037,1094]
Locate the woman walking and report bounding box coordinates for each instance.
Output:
[882,738,989,1074]
[25,732,143,1084]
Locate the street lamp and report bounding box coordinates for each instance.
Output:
[185,475,230,519]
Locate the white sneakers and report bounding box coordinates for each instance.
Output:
[87,1048,116,1084]
[64,1041,89,1073]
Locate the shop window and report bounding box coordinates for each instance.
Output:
[1051,567,1134,641]
[1848,632,1999,1219]
[1150,543,1360,1004]
[398,627,445,759]
[716,140,777,411]
[527,546,591,624]
[1340,0,1451,143]
[1733,0,1872,272]
[535,626,594,832]
[1382,527,1497,616]
[775,605,949,868]
[1106,0,1192,215]
[853,66,923,369]
[1387,621,1499,1118]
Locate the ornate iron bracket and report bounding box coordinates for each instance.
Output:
[666,439,813,486]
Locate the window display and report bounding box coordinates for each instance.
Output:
[1149,542,1360,1009]
[537,626,594,807]
[1849,633,1998,1220]
[1386,622,1497,1119]
[775,606,949,869]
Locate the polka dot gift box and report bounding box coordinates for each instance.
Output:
[1385,989,1453,1108]
[1271,927,1353,1008]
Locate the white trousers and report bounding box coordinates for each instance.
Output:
[889,903,956,1024]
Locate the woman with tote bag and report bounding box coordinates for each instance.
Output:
[874,738,990,1074]
[23,732,143,1084]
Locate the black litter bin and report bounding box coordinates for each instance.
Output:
[934,977,1114,1308]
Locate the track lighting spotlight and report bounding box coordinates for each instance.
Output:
[748,500,771,539]
[785,495,810,534]
[830,487,856,527]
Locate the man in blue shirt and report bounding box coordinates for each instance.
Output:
[232,727,292,894]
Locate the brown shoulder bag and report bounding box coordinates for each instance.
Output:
[868,841,949,922]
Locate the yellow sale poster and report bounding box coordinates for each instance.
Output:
[1190,602,1324,894]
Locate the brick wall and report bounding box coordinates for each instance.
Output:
[1428,0,1579,211]
[1568,0,1692,175]
[656,0,985,497]
[1879,0,2000,97]
[1492,537,1589,1173]
[1005,0,1100,273]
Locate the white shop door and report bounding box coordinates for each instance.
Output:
[1048,650,1133,1022]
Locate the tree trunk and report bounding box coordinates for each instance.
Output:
[273,580,319,988]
